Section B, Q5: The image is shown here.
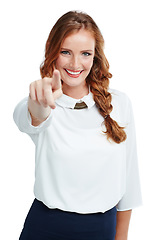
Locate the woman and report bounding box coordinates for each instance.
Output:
[13,11,142,240]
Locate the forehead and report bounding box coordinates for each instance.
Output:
[62,29,95,50]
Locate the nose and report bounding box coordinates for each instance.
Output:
[69,55,80,69]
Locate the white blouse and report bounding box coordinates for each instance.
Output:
[13,88,142,213]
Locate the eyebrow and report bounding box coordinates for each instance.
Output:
[61,48,94,52]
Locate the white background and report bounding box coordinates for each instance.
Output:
[0,0,160,239]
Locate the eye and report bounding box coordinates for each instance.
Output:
[82,52,92,56]
[61,51,70,55]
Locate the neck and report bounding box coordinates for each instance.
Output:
[62,83,89,99]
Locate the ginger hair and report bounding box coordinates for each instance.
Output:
[40,11,126,143]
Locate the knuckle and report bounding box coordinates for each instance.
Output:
[29,82,35,91]
[43,89,51,97]
[29,84,35,100]
[38,97,44,103]
[29,84,32,94]
[43,77,50,84]
[35,79,41,87]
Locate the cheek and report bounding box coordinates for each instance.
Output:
[84,58,94,71]
[56,56,67,69]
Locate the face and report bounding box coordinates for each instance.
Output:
[56,29,95,96]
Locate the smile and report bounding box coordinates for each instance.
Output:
[65,69,83,78]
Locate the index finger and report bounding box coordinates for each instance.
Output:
[52,70,62,90]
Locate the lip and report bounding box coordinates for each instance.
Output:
[64,69,83,78]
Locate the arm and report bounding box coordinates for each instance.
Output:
[116,96,142,211]
[115,96,142,238]
[115,210,132,240]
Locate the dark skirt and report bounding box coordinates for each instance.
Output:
[19,199,117,240]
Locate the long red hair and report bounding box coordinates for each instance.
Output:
[40,11,126,143]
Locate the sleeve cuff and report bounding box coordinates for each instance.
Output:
[13,97,53,135]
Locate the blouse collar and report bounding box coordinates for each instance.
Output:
[55,88,95,109]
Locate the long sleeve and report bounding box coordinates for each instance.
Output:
[13,91,142,213]
[116,98,142,211]
[13,97,53,136]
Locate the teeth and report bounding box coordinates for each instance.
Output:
[66,69,82,75]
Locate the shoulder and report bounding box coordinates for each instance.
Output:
[108,88,132,122]
[109,88,131,107]
[109,88,129,101]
